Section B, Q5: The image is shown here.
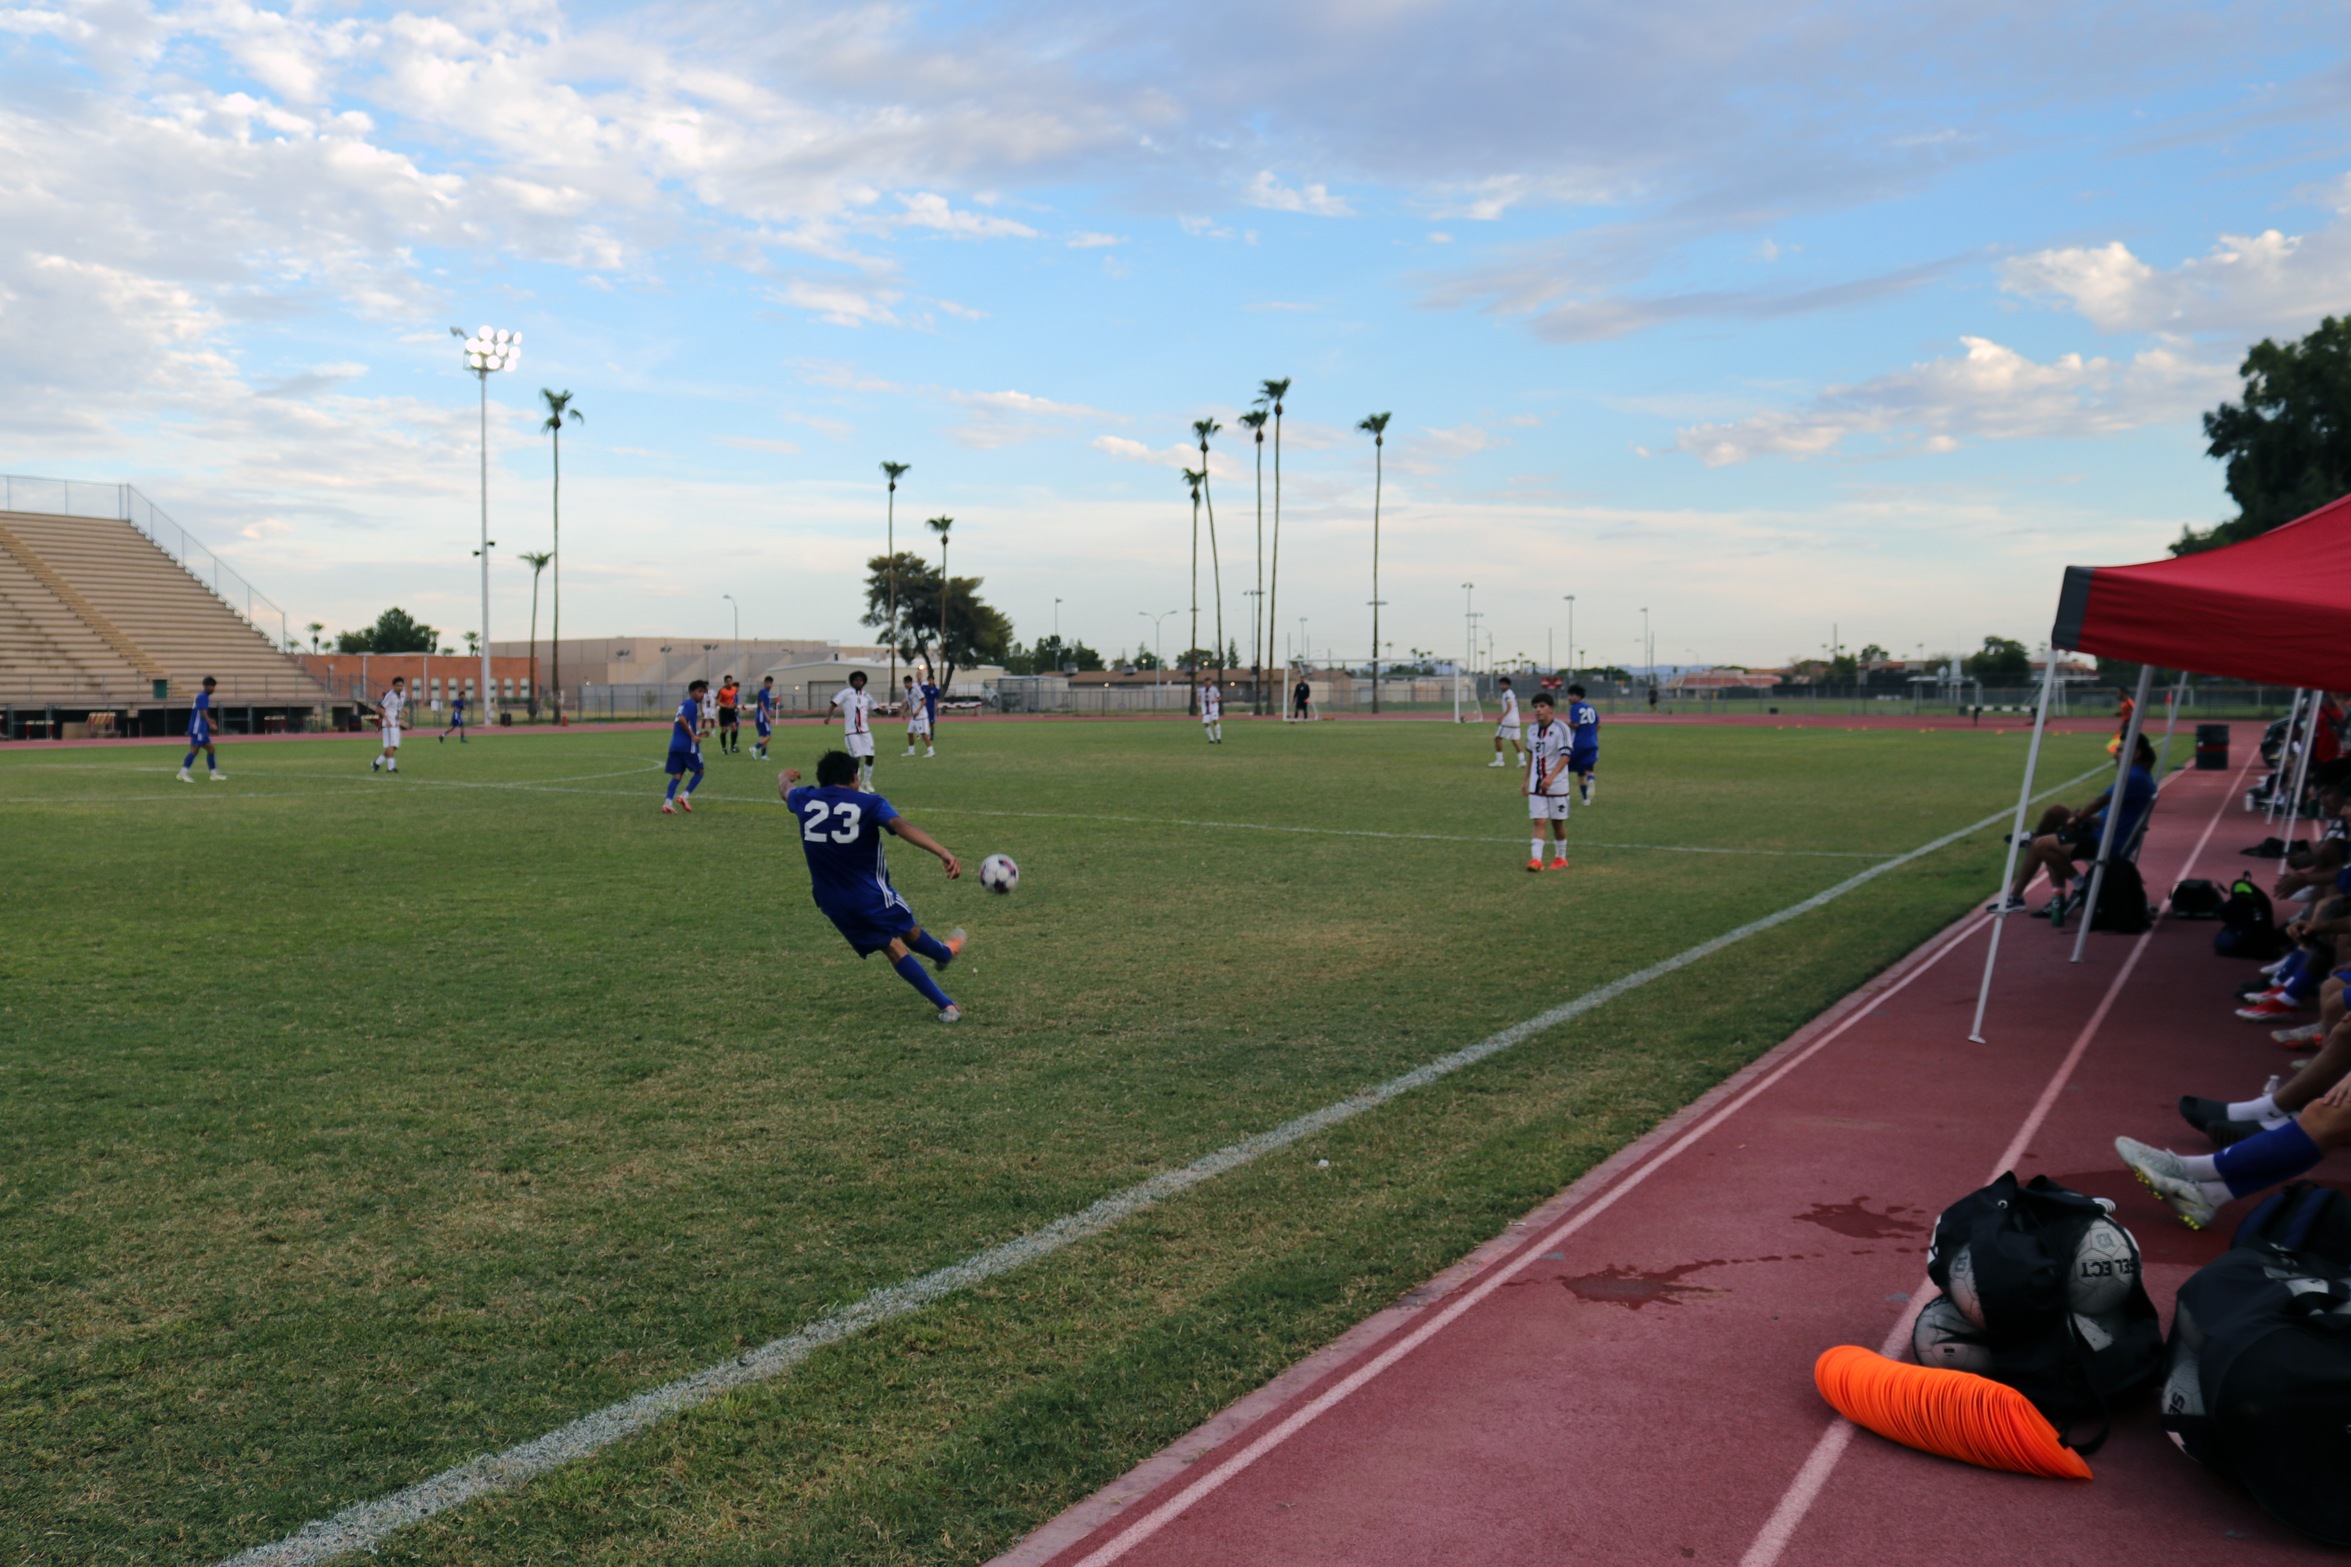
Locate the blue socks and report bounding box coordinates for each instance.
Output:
[2214,1118,2325,1198]
[181,749,197,769]
[893,953,954,1009]
[665,776,680,800]
[909,930,953,965]
[685,769,702,794]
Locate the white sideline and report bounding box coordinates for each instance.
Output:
[212,766,2104,1567]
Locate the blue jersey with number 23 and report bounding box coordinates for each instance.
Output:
[788,785,908,922]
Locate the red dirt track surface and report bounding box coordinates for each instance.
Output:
[995,731,2344,1567]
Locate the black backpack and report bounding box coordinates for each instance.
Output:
[2169,877,2226,919]
[1924,1173,2165,1450]
[2215,876,2286,959]
[2162,1184,2351,1545]
[2086,859,2153,933]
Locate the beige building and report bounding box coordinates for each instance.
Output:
[488,636,888,690]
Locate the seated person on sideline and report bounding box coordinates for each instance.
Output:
[2182,974,2351,1145]
[2234,798,2351,1023]
[1990,734,2158,916]
[2119,1076,2351,1231]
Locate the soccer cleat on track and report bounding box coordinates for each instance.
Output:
[2236,994,2305,1021]
[2272,1021,2325,1044]
[1985,894,2030,914]
[2116,1136,2217,1229]
[941,927,967,965]
[2178,1095,2230,1133]
[937,1003,961,1023]
[177,769,193,783]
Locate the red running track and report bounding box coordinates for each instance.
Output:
[995,735,2342,1567]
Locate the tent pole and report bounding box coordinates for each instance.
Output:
[1969,648,2062,1043]
[2268,689,2306,823]
[2070,663,2156,963]
[2153,670,2187,776]
[2280,689,2322,852]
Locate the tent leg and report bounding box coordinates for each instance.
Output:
[2268,689,2307,823]
[2279,690,2321,852]
[1970,649,2062,1042]
[2152,671,2188,776]
[2071,664,2156,963]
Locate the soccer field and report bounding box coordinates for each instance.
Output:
[1,717,2113,1565]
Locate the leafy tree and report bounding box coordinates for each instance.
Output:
[858,552,1010,694]
[1175,646,1220,672]
[1005,635,1103,675]
[1194,418,1226,680]
[336,607,437,654]
[519,550,553,717]
[1131,648,1161,671]
[2178,315,2351,553]
[1857,642,1890,663]
[1966,635,2032,682]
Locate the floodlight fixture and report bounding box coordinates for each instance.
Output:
[453,323,522,716]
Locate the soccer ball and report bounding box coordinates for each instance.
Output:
[1912,1296,1994,1373]
[1945,1243,1984,1328]
[979,853,1019,894]
[2067,1218,2141,1315]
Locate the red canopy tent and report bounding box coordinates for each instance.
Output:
[1972,490,2351,1039]
[2053,491,2351,687]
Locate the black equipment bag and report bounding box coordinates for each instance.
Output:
[2168,877,2226,919]
[2215,876,2287,959]
[1926,1172,2164,1450]
[2162,1184,2351,1545]
[2087,859,2153,933]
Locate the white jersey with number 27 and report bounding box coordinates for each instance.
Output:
[1525,718,1575,795]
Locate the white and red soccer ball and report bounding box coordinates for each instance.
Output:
[979,853,1019,894]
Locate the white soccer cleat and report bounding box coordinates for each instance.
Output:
[177,769,192,783]
[937,1003,961,1023]
[209,771,227,781]
[2115,1135,2218,1230]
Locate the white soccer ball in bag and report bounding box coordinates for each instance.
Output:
[2067,1218,2141,1316]
[1945,1243,1985,1328]
[1912,1296,1995,1373]
[979,853,1019,894]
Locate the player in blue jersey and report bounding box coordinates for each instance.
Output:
[779,750,968,1020]
[437,692,467,743]
[661,679,708,814]
[1565,683,1600,803]
[921,676,941,756]
[752,676,777,761]
[177,675,226,782]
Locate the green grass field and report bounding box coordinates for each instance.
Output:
[0,716,2112,1566]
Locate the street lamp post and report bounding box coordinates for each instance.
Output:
[702,642,718,684]
[722,593,739,683]
[1140,609,1177,695]
[1565,595,1576,678]
[453,325,519,720]
[1640,606,1651,690]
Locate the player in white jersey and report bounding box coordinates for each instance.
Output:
[828,669,878,787]
[699,685,718,741]
[1490,676,1524,767]
[902,675,932,756]
[1201,679,1223,743]
[371,676,408,773]
[1523,690,1574,871]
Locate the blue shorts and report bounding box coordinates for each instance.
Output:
[755,715,773,736]
[665,748,703,776]
[1570,750,1597,774]
[188,724,210,745]
[819,897,918,956]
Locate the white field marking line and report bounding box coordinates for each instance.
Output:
[1734,749,2250,1567]
[905,805,1905,860]
[215,772,2101,1567]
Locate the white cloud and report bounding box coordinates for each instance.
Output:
[1065,231,1123,249]
[945,388,1116,448]
[775,277,903,327]
[2002,220,2351,337]
[884,192,1038,238]
[1669,336,2231,467]
[1244,171,1353,217]
[714,435,801,454]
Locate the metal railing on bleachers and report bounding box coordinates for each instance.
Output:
[0,474,291,653]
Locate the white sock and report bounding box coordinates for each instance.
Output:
[1551,841,1568,862]
[1531,836,1545,861]
[2227,1094,2278,1123]
[2179,1152,2222,1181]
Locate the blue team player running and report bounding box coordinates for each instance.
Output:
[779,750,968,1021]
[752,675,777,761]
[1566,682,1601,803]
[661,679,708,814]
[177,675,226,782]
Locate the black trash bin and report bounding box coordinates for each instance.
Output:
[2195,721,2230,771]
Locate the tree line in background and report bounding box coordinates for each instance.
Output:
[2178,314,2351,554]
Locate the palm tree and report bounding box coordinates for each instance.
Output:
[1258,378,1292,697]
[1182,467,1205,713]
[1193,417,1226,688]
[1238,409,1269,711]
[926,514,953,689]
[882,461,910,690]
[1357,412,1392,714]
[519,550,554,718]
[306,620,324,654]
[539,390,583,723]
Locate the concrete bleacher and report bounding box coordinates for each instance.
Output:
[0,505,328,732]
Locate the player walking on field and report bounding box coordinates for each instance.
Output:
[781,750,968,1021]
[178,675,225,781]
[828,669,878,788]
[1566,682,1601,802]
[370,676,406,773]
[437,691,467,744]
[1525,690,1574,871]
[717,676,742,755]
[1201,678,1223,743]
[902,675,932,757]
[661,679,708,813]
[1491,676,1524,767]
[752,676,777,761]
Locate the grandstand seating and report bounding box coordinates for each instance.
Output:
[0,507,327,716]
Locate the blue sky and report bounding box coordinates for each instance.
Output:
[4,1,2349,669]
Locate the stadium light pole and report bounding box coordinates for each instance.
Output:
[722,593,739,682]
[1140,609,1176,694]
[454,325,519,719]
[1565,595,1576,677]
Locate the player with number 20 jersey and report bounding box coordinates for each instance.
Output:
[780,749,969,1020]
